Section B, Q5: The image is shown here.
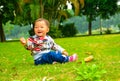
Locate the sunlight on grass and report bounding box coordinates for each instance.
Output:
[0,34,120,81]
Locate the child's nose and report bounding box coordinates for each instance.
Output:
[38,27,41,30]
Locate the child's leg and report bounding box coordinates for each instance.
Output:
[34,51,69,65]
[42,51,78,64]
[34,51,77,65]
[44,51,69,64]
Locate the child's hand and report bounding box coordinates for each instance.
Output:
[20,37,26,45]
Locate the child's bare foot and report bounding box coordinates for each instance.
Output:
[69,54,78,62]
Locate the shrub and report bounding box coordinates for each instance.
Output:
[28,28,35,36]
[104,28,112,34]
[48,26,62,38]
[60,23,77,37]
[75,61,106,81]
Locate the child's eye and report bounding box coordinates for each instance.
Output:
[35,26,38,28]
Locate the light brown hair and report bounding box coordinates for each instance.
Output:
[33,18,50,28]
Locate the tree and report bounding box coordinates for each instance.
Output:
[81,0,118,35]
[0,0,85,42]
[0,0,20,42]
[43,0,85,26]
[71,0,84,16]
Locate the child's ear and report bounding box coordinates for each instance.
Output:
[47,28,49,33]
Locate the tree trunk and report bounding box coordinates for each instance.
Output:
[88,20,92,35]
[40,0,44,18]
[100,18,102,35]
[0,16,6,42]
[88,14,92,35]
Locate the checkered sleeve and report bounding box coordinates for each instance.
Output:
[48,36,65,53]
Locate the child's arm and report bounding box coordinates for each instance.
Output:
[48,36,69,56]
[52,43,69,56]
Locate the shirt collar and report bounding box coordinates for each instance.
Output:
[33,35,48,40]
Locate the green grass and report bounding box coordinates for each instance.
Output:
[0,34,120,81]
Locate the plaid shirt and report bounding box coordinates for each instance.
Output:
[25,35,65,60]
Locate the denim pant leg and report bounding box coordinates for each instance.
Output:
[48,51,69,63]
[34,51,69,65]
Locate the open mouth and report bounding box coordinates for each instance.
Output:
[38,32,42,34]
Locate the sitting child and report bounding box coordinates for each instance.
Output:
[20,18,77,65]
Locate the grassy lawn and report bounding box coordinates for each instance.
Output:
[0,34,120,81]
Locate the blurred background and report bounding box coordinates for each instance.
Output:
[0,0,120,42]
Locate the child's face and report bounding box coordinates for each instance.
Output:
[34,21,49,37]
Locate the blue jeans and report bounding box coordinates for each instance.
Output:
[34,51,69,65]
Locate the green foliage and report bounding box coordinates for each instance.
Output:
[118,24,120,32]
[28,28,34,36]
[0,0,17,23]
[3,23,31,39]
[48,26,62,38]
[60,23,77,37]
[29,2,40,22]
[104,28,112,34]
[3,21,14,36]
[80,0,118,35]
[82,0,118,20]
[75,61,106,81]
